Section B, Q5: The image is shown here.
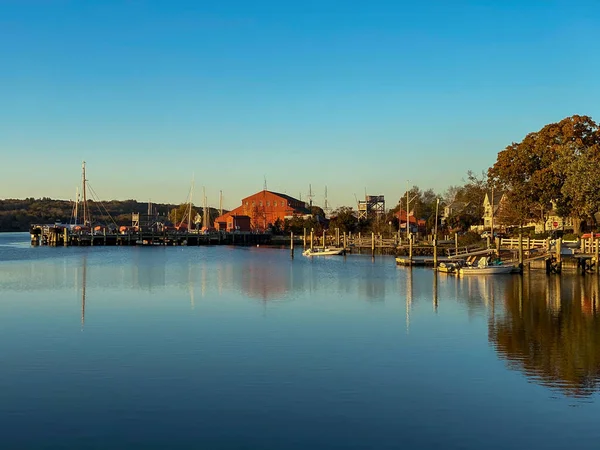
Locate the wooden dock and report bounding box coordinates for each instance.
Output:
[30,224,272,247]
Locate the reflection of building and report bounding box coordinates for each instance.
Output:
[214,190,311,231]
[238,261,289,301]
[132,249,166,290]
[489,274,600,397]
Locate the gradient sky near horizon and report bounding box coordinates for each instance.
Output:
[2,0,600,210]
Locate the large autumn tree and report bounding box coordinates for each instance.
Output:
[488,115,600,232]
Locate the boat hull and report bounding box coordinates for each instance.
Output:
[303,248,345,256]
[459,265,516,275]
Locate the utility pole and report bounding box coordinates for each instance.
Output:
[490,185,495,242]
[406,181,410,239]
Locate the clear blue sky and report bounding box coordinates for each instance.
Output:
[2,0,599,210]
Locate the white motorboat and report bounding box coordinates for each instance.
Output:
[458,256,517,275]
[458,265,516,275]
[302,247,345,256]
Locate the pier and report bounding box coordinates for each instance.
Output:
[30,224,272,247]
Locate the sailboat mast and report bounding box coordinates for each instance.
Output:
[74,186,79,226]
[82,161,89,227]
[189,177,194,233]
[203,187,208,231]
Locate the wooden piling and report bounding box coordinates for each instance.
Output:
[518,232,523,268]
[433,235,438,268]
[454,232,458,255]
[310,230,314,251]
[371,232,375,257]
[63,228,68,247]
[343,232,347,251]
[323,230,326,250]
[303,228,307,250]
[290,232,294,258]
[336,228,340,247]
[409,234,413,264]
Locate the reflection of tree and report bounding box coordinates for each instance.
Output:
[489,276,600,397]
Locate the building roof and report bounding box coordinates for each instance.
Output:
[485,191,506,206]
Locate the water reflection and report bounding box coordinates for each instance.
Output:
[80,254,87,330]
[489,274,600,397]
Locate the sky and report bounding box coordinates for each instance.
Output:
[2,0,600,210]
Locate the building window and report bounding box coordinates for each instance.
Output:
[252,201,255,206]
[245,202,248,206]
[274,201,277,207]
[267,201,270,207]
[259,201,263,207]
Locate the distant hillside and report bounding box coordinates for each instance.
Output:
[0,198,221,232]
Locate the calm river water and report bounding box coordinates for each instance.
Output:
[2,232,600,449]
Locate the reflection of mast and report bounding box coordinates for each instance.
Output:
[81,254,87,331]
[189,263,195,310]
[406,268,413,334]
[433,272,438,313]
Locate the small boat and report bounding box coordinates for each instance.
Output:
[459,265,516,275]
[438,261,462,273]
[458,257,516,275]
[303,247,345,256]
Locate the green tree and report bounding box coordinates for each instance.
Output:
[328,207,358,233]
[168,204,198,227]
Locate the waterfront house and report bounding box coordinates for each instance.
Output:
[482,191,506,231]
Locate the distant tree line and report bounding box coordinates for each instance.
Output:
[0,198,218,232]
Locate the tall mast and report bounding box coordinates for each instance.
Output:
[203,187,208,230]
[189,176,194,233]
[74,186,79,226]
[82,161,89,227]
[324,186,331,218]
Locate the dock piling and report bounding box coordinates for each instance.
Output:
[371,232,375,257]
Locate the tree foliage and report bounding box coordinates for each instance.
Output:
[168,204,198,227]
[489,115,600,231]
[328,207,358,233]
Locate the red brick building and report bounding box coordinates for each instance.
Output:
[214,190,311,231]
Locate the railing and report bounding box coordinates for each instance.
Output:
[499,238,550,249]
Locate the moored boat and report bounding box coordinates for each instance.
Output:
[438,261,462,273]
[459,264,516,275]
[303,247,345,256]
